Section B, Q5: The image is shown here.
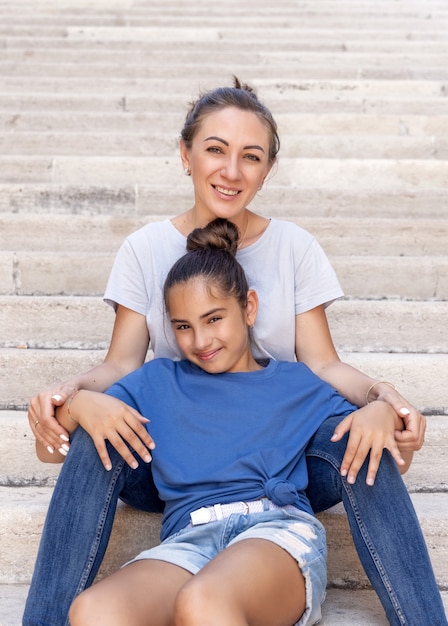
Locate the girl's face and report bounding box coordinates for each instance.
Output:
[180,106,274,226]
[167,277,260,374]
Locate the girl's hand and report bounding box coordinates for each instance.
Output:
[28,385,75,456]
[331,401,407,486]
[65,390,155,471]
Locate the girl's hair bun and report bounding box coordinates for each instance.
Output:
[164,217,249,311]
[187,218,239,257]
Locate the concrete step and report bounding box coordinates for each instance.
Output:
[1,296,447,354]
[2,214,447,256]
[0,60,447,83]
[2,156,448,191]
[331,255,448,299]
[1,350,447,412]
[0,0,446,23]
[2,411,447,491]
[3,39,448,61]
[2,88,448,116]
[2,249,447,298]
[1,110,447,137]
[1,585,446,626]
[2,20,448,44]
[4,44,448,67]
[1,183,447,218]
[327,300,448,353]
[0,74,446,100]
[0,411,60,487]
[7,14,439,32]
[0,296,114,350]
[0,14,448,38]
[3,131,448,160]
[4,27,448,50]
[1,486,447,590]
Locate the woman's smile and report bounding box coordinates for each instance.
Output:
[213,185,240,198]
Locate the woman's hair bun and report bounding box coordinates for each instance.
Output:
[186,218,239,257]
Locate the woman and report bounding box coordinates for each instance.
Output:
[25,78,445,626]
[47,218,408,626]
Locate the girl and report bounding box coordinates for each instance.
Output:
[25,79,445,626]
[42,219,408,626]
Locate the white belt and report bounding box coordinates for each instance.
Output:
[190,498,280,526]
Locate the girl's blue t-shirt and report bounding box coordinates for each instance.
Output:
[107,359,356,541]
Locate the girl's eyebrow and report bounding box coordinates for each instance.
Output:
[200,307,226,319]
[204,136,265,153]
[170,307,227,324]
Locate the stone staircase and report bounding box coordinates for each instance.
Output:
[1,0,447,623]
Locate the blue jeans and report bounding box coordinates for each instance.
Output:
[23,416,447,626]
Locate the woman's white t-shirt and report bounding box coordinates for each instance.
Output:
[104,218,343,362]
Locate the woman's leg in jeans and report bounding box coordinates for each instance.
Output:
[306,415,447,626]
[22,426,162,626]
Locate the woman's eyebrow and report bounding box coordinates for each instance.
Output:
[204,136,265,152]
[204,135,228,145]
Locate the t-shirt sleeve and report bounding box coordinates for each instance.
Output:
[105,381,137,408]
[104,367,146,412]
[293,232,344,315]
[103,236,149,316]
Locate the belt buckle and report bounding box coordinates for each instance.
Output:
[190,507,213,526]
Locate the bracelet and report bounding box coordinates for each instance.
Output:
[365,381,396,405]
[67,390,81,422]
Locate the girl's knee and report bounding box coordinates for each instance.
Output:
[174,578,240,626]
[174,581,206,626]
[69,592,91,626]
[69,588,110,626]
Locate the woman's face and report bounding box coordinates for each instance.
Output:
[180,106,274,225]
[167,277,259,374]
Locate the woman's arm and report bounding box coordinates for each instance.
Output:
[295,305,426,452]
[29,305,150,455]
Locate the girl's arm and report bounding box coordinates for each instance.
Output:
[29,305,150,456]
[36,388,155,471]
[295,305,426,452]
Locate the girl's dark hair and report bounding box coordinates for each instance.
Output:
[164,218,249,310]
[181,76,280,163]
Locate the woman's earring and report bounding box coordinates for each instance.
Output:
[184,167,191,176]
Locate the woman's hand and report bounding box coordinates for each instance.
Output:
[372,383,426,452]
[331,401,412,486]
[28,385,76,457]
[63,390,155,471]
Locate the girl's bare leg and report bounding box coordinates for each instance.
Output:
[69,559,192,626]
[174,538,306,626]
